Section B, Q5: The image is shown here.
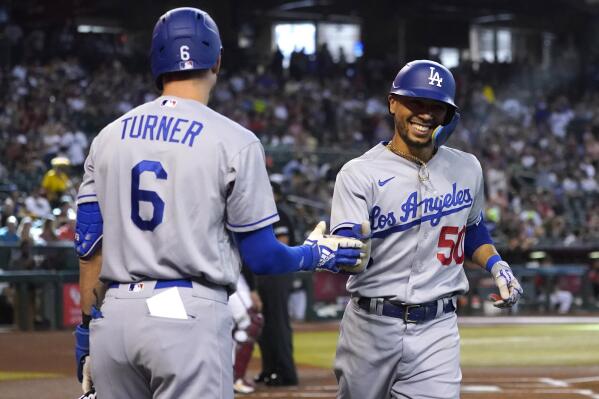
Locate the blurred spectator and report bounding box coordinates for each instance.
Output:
[270,47,284,78]
[60,124,88,174]
[0,215,19,243]
[38,218,57,244]
[41,156,72,207]
[56,209,76,241]
[16,216,33,244]
[1,196,17,226]
[10,239,35,270]
[24,188,52,219]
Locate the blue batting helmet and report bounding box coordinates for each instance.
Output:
[150,7,222,89]
[389,60,457,125]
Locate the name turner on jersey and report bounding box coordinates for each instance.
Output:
[120,113,204,148]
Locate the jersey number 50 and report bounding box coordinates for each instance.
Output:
[131,160,168,231]
[436,225,465,266]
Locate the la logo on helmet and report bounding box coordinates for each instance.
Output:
[428,67,443,87]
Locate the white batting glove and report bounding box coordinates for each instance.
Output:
[303,221,366,273]
[78,390,97,399]
[489,261,523,308]
[81,356,94,393]
[339,221,371,274]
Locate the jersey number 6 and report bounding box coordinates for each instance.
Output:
[131,160,168,231]
[436,225,466,266]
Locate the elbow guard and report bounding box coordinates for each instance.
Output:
[75,202,103,259]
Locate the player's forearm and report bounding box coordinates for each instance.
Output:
[235,226,312,274]
[79,252,103,315]
[464,215,501,272]
[471,244,499,271]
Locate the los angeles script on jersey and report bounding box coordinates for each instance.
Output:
[370,182,473,232]
[120,114,204,148]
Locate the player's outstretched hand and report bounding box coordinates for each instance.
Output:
[303,221,366,273]
[338,221,371,274]
[489,261,523,308]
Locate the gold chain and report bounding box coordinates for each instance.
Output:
[386,141,427,166]
[386,141,430,182]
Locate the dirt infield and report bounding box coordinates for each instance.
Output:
[2,329,599,399]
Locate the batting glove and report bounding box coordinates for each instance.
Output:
[303,221,366,273]
[338,221,372,275]
[78,389,97,399]
[489,261,523,308]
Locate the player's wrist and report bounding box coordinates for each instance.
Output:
[485,254,502,273]
[75,324,90,382]
[297,244,317,271]
[81,313,92,328]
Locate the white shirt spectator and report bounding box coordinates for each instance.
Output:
[562,177,579,193]
[61,129,88,167]
[487,168,508,198]
[581,177,598,193]
[274,104,288,121]
[43,130,61,155]
[25,193,52,219]
[549,109,574,139]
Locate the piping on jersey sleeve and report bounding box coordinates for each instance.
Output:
[76,194,98,205]
[226,212,278,229]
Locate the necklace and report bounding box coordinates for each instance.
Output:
[386,141,430,182]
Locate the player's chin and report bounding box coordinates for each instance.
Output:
[405,132,433,148]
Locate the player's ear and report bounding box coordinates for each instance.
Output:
[388,94,395,115]
[211,52,222,75]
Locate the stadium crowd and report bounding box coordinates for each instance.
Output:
[0,25,597,265]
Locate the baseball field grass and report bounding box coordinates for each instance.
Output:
[290,324,599,368]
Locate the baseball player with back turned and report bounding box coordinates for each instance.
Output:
[73,7,370,399]
[330,60,523,399]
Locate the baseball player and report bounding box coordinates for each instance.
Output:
[73,7,369,399]
[330,60,523,399]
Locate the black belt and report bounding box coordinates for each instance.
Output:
[357,296,456,323]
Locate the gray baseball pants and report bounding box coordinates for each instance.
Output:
[90,281,233,399]
[335,297,461,399]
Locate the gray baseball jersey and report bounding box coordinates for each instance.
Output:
[331,142,484,399]
[77,96,278,290]
[331,142,484,303]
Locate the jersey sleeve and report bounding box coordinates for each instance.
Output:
[77,137,99,205]
[466,155,485,226]
[330,168,370,234]
[226,141,279,232]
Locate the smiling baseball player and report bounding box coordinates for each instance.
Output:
[330,60,523,399]
[73,7,368,399]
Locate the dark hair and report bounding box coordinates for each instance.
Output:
[161,69,210,86]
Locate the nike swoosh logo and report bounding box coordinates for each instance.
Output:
[378,176,395,187]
